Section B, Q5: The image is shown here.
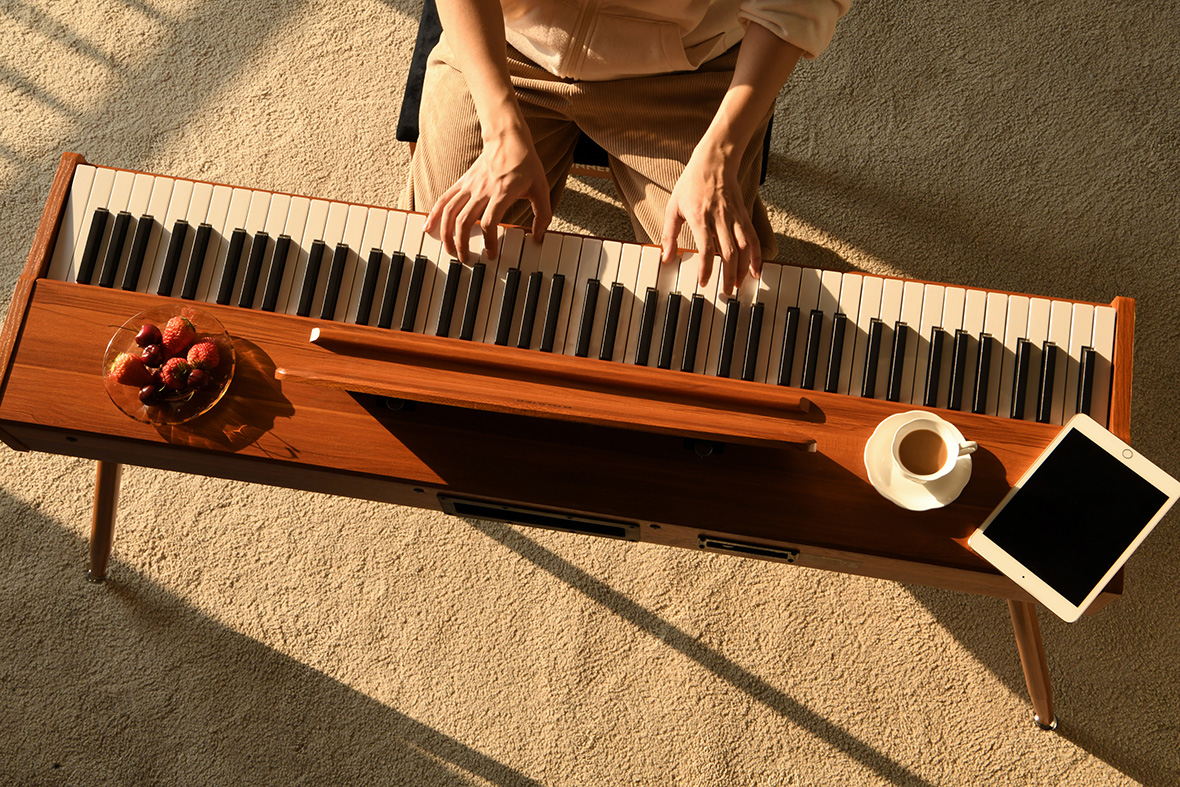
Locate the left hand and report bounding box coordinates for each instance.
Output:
[660,141,761,295]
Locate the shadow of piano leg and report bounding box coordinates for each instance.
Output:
[154,339,296,456]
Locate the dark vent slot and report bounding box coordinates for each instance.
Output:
[440,496,640,541]
[699,537,799,563]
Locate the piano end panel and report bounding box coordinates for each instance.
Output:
[1108,296,1135,442]
[0,153,87,406]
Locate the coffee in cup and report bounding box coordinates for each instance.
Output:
[890,416,977,484]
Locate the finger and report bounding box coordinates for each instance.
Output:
[454,196,485,263]
[686,218,714,289]
[425,182,461,236]
[528,184,553,240]
[660,209,684,266]
[732,216,758,287]
[440,192,473,259]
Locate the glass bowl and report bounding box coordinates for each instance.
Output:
[102,306,236,425]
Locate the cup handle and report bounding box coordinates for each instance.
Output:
[958,440,978,456]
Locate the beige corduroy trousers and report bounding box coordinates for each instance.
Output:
[405,35,777,259]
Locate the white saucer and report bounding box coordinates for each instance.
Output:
[863,411,973,511]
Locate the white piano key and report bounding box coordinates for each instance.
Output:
[88,169,135,285]
[387,210,426,330]
[69,167,116,283]
[562,237,603,355]
[896,280,925,403]
[790,268,823,388]
[689,254,722,375]
[162,181,213,298]
[873,278,904,400]
[282,198,330,315]
[508,232,548,345]
[48,165,97,281]
[349,207,389,324]
[623,245,663,365]
[144,179,194,295]
[326,204,371,321]
[585,239,622,361]
[482,226,525,343]
[607,243,644,363]
[133,176,178,292]
[1022,297,1052,421]
[1090,306,1117,427]
[105,173,156,288]
[268,195,310,313]
[645,250,682,365]
[848,275,883,398]
[550,234,591,353]
[957,289,987,410]
[183,184,231,300]
[997,295,1030,419]
[982,292,1008,416]
[813,270,843,393]
[765,264,802,385]
[730,269,760,378]
[1062,302,1095,423]
[912,283,945,405]
[442,224,486,338]
[934,286,966,407]
[466,224,505,340]
[1046,300,1072,424]
[412,218,447,334]
[752,264,781,383]
[833,273,862,394]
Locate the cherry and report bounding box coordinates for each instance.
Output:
[135,323,162,347]
[140,344,165,367]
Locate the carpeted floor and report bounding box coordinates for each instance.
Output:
[1,1,1178,785]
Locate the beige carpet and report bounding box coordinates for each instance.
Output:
[2,1,1178,784]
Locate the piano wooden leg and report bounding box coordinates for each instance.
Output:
[87,461,121,583]
[1007,599,1057,730]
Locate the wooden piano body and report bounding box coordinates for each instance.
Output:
[0,153,1136,728]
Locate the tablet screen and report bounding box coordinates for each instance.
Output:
[982,428,1169,605]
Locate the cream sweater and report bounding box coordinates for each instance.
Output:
[499,0,851,80]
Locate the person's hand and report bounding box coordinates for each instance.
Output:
[660,141,761,295]
[426,124,552,261]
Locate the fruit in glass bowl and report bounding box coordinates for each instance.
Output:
[102,307,235,425]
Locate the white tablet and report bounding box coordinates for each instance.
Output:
[968,414,1180,622]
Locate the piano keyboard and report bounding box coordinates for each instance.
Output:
[48,165,1116,427]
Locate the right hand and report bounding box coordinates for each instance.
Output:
[425,123,552,262]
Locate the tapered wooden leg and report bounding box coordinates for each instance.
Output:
[87,461,122,583]
[1008,599,1057,730]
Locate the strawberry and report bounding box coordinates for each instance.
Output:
[160,357,190,390]
[186,340,220,370]
[109,352,153,387]
[162,316,196,356]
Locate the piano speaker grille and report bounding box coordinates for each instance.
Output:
[699,537,799,564]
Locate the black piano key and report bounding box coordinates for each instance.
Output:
[219,228,249,306]
[181,223,213,300]
[886,322,909,402]
[680,294,706,373]
[157,219,189,296]
[494,267,521,346]
[1036,341,1058,424]
[862,318,884,397]
[458,262,486,341]
[377,252,406,328]
[260,234,291,312]
[516,270,544,348]
[573,278,599,357]
[355,247,383,324]
[120,215,154,291]
[633,286,659,366]
[400,255,429,331]
[823,312,846,393]
[1077,346,1096,416]
[800,309,824,390]
[656,293,682,370]
[539,273,565,352]
[319,242,349,319]
[97,210,131,288]
[776,306,801,386]
[742,301,765,382]
[238,231,270,308]
[436,260,464,337]
[78,208,109,284]
[716,298,740,378]
[598,282,625,360]
[972,333,993,415]
[948,328,969,411]
[1010,338,1032,419]
[924,327,945,407]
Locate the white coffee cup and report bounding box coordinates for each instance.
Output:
[890,415,977,484]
